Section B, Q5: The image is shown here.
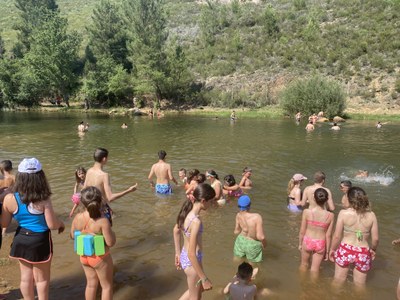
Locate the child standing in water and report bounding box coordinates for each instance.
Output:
[71,186,116,300]
[173,183,215,299]
[223,175,243,198]
[223,262,257,300]
[233,195,266,278]
[299,188,334,278]
[69,167,86,218]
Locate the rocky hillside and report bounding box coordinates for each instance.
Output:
[1,0,399,113]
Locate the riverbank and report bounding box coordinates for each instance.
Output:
[4,102,400,121]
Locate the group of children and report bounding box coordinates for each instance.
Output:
[287,171,382,296]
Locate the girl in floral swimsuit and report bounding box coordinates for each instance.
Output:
[299,188,334,277]
[173,183,216,299]
[329,187,379,289]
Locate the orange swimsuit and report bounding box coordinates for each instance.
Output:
[79,216,110,268]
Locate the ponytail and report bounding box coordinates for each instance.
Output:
[176,200,193,229]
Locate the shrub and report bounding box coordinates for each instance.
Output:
[280,75,346,118]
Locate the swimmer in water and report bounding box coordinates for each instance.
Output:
[356,170,369,178]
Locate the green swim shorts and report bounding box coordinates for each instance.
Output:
[233,234,263,263]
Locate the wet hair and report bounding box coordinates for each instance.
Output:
[206,169,219,180]
[224,174,236,187]
[348,186,370,213]
[187,169,200,184]
[0,160,13,174]
[75,166,87,183]
[237,262,253,280]
[12,170,52,204]
[176,183,216,229]
[242,167,252,173]
[314,188,328,207]
[80,186,102,219]
[340,180,352,188]
[158,150,167,160]
[313,171,326,184]
[196,173,206,184]
[94,147,108,162]
[287,178,300,195]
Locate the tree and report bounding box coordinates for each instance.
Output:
[124,0,168,102]
[86,0,131,70]
[18,10,81,107]
[13,0,59,55]
[280,76,346,118]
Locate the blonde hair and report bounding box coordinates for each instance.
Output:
[287,178,300,195]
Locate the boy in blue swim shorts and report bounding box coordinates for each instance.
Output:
[148,150,178,195]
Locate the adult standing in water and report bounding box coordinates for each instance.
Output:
[301,171,335,211]
[329,187,378,291]
[173,183,215,299]
[287,173,307,213]
[1,158,65,300]
[148,150,178,195]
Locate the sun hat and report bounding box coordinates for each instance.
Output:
[18,158,42,174]
[293,173,307,181]
[238,195,251,210]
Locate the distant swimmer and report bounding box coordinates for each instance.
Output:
[376,121,388,128]
[331,123,341,130]
[295,111,301,122]
[355,170,369,178]
[121,123,128,129]
[78,121,85,132]
[305,121,315,131]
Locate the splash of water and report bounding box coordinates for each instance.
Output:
[340,166,395,186]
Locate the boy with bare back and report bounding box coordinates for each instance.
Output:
[148,150,178,195]
[233,195,266,277]
[301,171,335,211]
[84,148,137,222]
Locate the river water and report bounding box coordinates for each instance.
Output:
[0,111,398,299]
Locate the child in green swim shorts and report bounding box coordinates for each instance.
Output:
[233,195,267,274]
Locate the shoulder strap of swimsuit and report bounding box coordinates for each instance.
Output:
[184,215,199,233]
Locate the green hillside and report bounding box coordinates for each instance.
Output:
[0,0,399,112]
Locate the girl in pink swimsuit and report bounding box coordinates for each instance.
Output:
[173,183,216,299]
[71,186,116,300]
[299,188,334,277]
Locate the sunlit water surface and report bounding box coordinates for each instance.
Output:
[0,112,399,300]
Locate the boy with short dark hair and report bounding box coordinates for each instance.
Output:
[223,262,257,300]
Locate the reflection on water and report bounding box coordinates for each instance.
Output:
[0,112,399,299]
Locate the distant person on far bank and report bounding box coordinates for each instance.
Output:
[231,110,237,121]
[148,150,178,195]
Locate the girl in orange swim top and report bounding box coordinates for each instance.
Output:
[71,186,116,300]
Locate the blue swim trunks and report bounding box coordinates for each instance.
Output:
[155,183,172,195]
